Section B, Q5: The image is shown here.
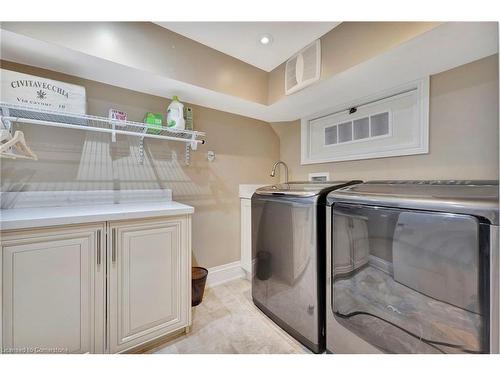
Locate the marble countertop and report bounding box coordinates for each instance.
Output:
[0,200,194,231]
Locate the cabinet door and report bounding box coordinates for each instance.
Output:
[240,199,252,277]
[108,216,191,353]
[1,224,105,354]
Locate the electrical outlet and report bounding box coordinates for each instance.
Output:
[309,172,329,182]
[207,151,215,162]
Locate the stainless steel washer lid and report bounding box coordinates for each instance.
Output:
[327,180,499,225]
[254,181,360,197]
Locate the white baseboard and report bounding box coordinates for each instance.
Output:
[368,255,393,275]
[240,259,257,281]
[206,261,246,288]
[206,257,393,288]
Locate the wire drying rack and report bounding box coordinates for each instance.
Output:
[0,102,206,164]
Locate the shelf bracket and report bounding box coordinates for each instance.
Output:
[185,142,191,166]
[138,127,147,165]
[190,133,198,151]
[0,107,12,135]
[185,133,201,166]
[110,121,117,143]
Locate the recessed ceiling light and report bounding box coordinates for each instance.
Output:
[259,34,273,45]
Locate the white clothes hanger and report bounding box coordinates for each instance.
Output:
[0,130,38,160]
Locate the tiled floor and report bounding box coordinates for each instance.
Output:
[151,278,310,354]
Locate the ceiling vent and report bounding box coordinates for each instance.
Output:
[285,40,321,95]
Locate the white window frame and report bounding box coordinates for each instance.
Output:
[300,77,429,165]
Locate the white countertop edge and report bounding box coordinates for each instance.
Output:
[239,184,267,199]
[0,201,194,231]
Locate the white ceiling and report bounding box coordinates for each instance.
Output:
[155,22,340,71]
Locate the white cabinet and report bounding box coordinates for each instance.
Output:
[240,198,252,279]
[1,215,191,354]
[239,184,265,280]
[108,216,191,353]
[1,224,105,354]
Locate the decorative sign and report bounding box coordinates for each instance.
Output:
[109,108,127,121]
[1,69,87,114]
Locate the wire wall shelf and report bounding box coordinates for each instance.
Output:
[0,102,206,164]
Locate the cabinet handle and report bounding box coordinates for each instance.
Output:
[97,230,101,265]
[112,228,117,263]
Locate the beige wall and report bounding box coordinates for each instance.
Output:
[1,22,269,105]
[271,55,499,181]
[0,60,280,268]
[268,22,441,104]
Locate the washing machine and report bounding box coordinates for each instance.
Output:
[252,180,362,353]
[326,180,499,354]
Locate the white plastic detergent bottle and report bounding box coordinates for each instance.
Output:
[166,96,185,130]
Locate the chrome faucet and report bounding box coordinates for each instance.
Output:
[270,161,289,183]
